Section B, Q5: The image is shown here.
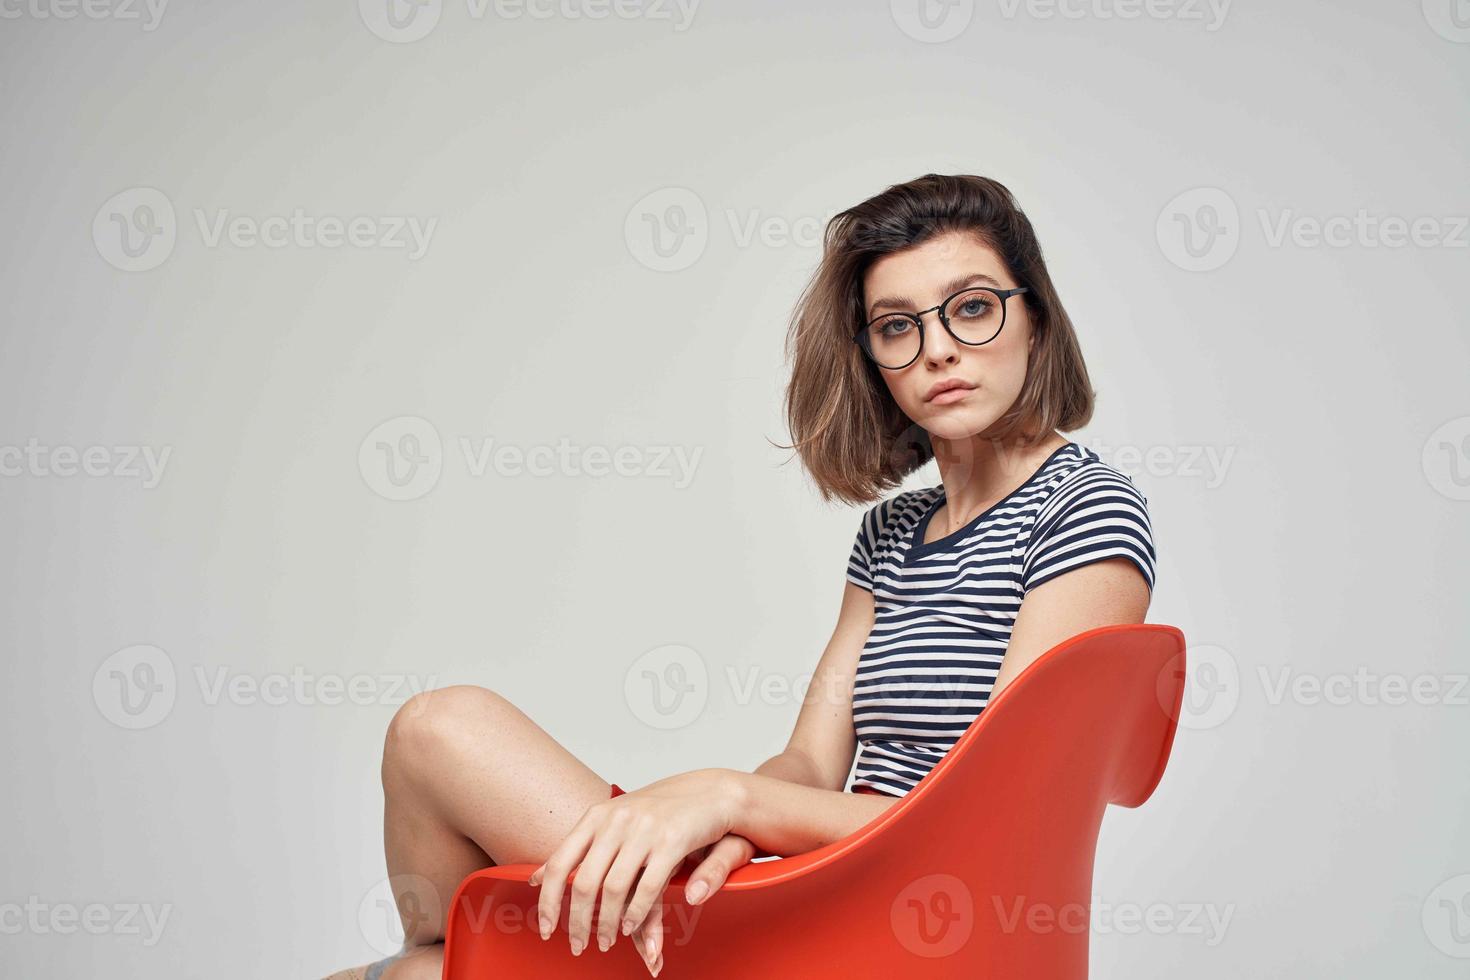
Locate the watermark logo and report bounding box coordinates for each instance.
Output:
[891,873,974,957]
[624,644,707,729]
[1422,0,1470,42]
[1424,873,1470,957]
[890,0,974,43]
[625,187,708,272]
[1422,416,1470,501]
[1164,642,1238,730]
[359,874,442,956]
[1157,187,1238,272]
[93,187,177,272]
[359,416,444,502]
[359,0,443,42]
[93,644,177,730]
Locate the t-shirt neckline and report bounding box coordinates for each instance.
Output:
[904,441,1079,564]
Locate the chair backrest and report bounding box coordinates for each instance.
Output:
[840,622,1187,976]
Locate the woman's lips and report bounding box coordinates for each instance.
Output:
[929,386,975,405]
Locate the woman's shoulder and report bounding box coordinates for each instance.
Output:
[1021,441,1157,593]
[1039,442,1151,511]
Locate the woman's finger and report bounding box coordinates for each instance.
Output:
[531,817,598,943]
[686,835,756,906]
[565,833,625,956]
[630,917,653,972]
[629,895,663,973]
[594,843,650,953]
[640,893,666,974]
[619,846,684,947]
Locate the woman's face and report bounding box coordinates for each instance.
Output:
[861,230,1034,444]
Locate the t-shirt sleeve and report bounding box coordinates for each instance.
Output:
[1021,469,1156,594]
[845,501,886,592]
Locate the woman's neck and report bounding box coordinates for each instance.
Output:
[930,430,1069,524]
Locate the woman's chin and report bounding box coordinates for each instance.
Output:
[923,409,994,440]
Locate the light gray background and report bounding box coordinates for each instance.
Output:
[2,1,1467,976]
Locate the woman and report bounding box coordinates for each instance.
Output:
[330,173,1156,979]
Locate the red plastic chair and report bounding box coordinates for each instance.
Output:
[442,622,1187,978]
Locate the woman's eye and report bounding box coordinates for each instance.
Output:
[957,298,992,318]
[879,318,912,336]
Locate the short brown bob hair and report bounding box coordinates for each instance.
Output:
[780,173,1095,507]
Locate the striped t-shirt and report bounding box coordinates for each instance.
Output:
[844,441,1156,797]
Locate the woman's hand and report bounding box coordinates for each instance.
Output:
[527,768,745,969]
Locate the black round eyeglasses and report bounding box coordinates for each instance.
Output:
[854,284,1030,370]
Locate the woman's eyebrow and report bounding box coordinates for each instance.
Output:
[868,273,1003,316]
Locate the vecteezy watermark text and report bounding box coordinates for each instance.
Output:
[0,439,170,488]
[0,0,167,29]
[0,898,172,947]
[990,895,1234,946]
[193,208,436,259]
[1258,666,1469,707]
[995,0,1230,30]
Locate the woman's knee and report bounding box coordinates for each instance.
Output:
[382,684,510,783]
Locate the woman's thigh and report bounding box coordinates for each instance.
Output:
[385,684,616,866]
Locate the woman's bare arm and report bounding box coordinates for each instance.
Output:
[745,747,826,789]
[774,580,877,789]
[990,556,1151,701]
[723,771,897,857]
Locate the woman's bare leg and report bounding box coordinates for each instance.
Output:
[336,684,620,976]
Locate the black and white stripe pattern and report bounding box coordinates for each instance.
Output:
[843,441,1156,797]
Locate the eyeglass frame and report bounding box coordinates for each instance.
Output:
[853,284,1031,370]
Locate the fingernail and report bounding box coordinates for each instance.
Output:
[646,935,656,958]
[538,917,549,940]
[599,936,609,952]
[687,880,709,904]
[621,919,632,935]
[571,939,584,956]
